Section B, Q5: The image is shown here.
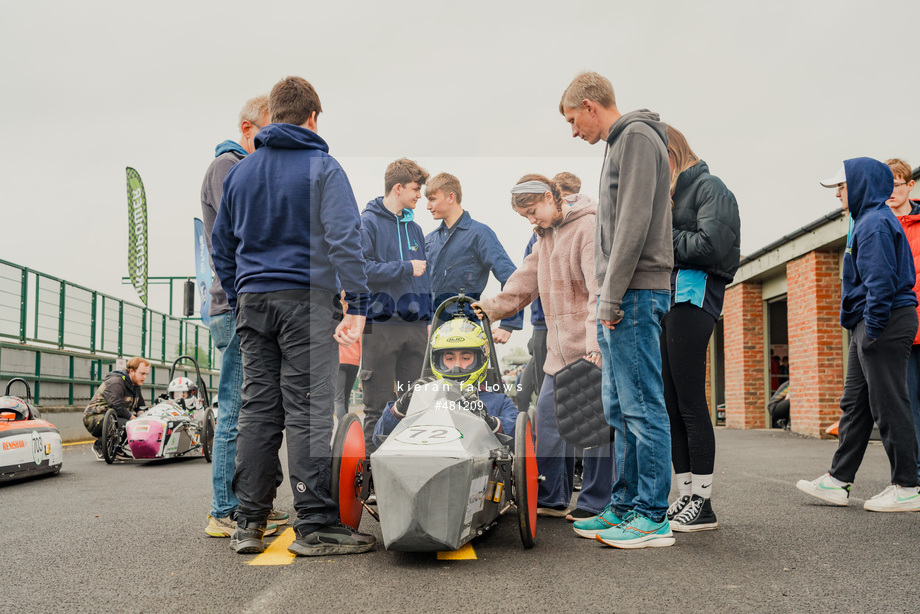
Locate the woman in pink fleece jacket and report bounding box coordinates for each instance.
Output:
[473,174,615,519]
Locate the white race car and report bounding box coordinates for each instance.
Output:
[100,356,216,464]
[0,379,63,482]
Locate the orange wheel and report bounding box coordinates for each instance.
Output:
[330,413,366,530]
[514,411,537,548]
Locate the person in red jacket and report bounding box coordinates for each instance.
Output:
[886,158,920,483]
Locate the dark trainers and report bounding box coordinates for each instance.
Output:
[667,495,690,521]
[207,515,279,538]
[287,522,376,556]
[92,440,104,461]
[230,524,266,554]
[565,508,596,522]
[670,495,718,532]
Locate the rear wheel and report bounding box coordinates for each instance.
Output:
[330,413,366,530]
[514,411,537,548]
[202,408,216,462]
[100,408,119,465]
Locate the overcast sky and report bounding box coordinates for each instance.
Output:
[3,0,919,358]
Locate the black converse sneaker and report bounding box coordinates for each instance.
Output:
[669,495,718,532]
[666,495,690,521]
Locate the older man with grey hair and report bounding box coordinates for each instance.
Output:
[200,95,288,538]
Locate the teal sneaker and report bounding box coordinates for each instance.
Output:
[573,506,627,539]
[268,508,291,525]
[595,512,675,549]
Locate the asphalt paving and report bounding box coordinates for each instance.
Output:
[2,428,918,614]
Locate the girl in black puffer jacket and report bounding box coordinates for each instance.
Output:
[662,126,740,533]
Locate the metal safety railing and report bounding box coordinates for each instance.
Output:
[0,257,215,370]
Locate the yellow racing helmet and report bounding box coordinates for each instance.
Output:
[430,319,489,389]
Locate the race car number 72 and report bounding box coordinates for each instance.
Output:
[393,425,463,445]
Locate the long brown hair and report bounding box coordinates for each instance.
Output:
[667,125,700,196]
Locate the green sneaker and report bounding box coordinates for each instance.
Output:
[268,508,291,525]
[595,512,675,549]
[573,506,627,539]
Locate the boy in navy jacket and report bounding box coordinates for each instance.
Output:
[796,157,920,512]
[212,77,374,556]
[359,158,432,450]
[424,172,523,342]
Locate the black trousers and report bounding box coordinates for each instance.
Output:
[831,306,919,487]
[233,290,339,535]
[360,321,428,451]
[335,363,359,420]
[660,303,717,476]
[516,327,548,412]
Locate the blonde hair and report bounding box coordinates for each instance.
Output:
[384,158,430,195]
[426,173,463,204]
[886,158,913,183]
[511,173,564,237]
[239,95,269,128]
[553,172,581,196]
[666,125,700,195]
[559,71,616,114]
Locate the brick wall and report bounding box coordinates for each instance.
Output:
[724,282,766,428]
[786,250,843,438]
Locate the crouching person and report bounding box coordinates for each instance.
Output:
[83,357,150,460]
[373,319,517,443]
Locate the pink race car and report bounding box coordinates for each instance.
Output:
[100,356,216,464]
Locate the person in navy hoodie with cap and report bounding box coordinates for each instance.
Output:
[796,157,920,512]
[359,158,432,451]
[212,76,374,556]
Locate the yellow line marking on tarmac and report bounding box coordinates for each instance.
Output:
[249,528,297,566]
[63,440,94,446]
[436,543,477,560]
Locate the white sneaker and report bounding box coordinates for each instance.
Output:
[863,485,920,512]
[795,473,850,506]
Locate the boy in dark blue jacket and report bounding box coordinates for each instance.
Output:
[424,172,523,342]
[796,157,920,512]
[359,158,432,450]
[212,77,374,556]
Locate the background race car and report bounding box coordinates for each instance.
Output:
[0,378,63,483]
[100,356,215,464]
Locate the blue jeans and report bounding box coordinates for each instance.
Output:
[598,290,672,522]
[209,310,243,518]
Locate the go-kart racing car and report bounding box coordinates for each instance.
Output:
[0,378,63,482]
[331,295,538,551]
[99,355,216,464]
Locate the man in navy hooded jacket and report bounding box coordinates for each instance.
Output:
[359,158,432,450]
[212,77,375,556]
[796,157,920,512]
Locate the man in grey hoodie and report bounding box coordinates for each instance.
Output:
[199,95,287,538]
[559,71,675,549]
